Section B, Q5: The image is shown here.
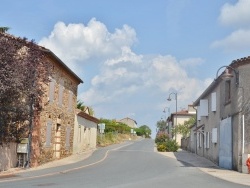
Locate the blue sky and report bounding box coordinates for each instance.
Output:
[2,0,250,137]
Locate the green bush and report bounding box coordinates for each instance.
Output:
[156,139,179,152]
[155,132,169,144]
[157,143,166,152]
[165,140,179,152]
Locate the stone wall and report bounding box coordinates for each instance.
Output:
[0,143,17,171]
[31,56,80,167]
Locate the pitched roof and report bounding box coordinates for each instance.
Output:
[77,111,99,124]
[118,117,137,125]
[193,56,250,106]
[0,32,83,84]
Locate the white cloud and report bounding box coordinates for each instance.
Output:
[212,0,250,52]
[82,53,207,108]
[39,18,209,121]
[219,0,250,28]
[39,18,137,66]
[104,46,143,66]
[211,29,250,51]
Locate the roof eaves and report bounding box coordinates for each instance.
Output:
[42,48,83,84]
[77,111,99,124]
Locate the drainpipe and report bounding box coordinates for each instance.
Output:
[242,115,245,154]
[193,106,198,154]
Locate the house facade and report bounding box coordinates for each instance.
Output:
[32,48,83,166]
[192,56,250,173]
[118,117,137,128]
[0,33,83,168]
[167,105,196,146]
[73,109,99,154]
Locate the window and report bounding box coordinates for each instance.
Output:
[45,121,52,147]
[225,80,231,103]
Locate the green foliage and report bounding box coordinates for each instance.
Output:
[0,32,51,143]
[155,131,179,152]
[157,143,166,152]
[135,125,151,138]
[172,116,196,138]
[77,100,95,116]
[0,27,10,33]
[99,118,131,134]
[77,100,85,111]
[156,119,167,132]
[165,140,179,152]
[155,132,169,144]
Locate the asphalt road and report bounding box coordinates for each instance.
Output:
[0,139,249,188]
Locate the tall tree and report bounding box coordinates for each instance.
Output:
[0,32,51,144]
[135,125,152,138]
[156,119,167,132]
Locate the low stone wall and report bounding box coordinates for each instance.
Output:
[0,142,17,172]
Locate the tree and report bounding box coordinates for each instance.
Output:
[135,125,151,138]
[0,32,51,144]
[99,118,131,134]
[77,100,85,111]
[77,100,95,116]
[172,116,196,138]
[156,119,167,132]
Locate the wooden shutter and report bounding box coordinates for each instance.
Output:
[65,126,71,148]
[46,121,52,147]
[58,80,64,107]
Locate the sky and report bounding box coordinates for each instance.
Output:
[2,0,250,138]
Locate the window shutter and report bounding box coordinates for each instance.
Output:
[46,121,52,147]
[58,80,64,107]
[207,132,210,148]
[49,79,55,103]
[200,99,208,117]
[65,126,71,148]
[204,132,207,148]
[211,92,216,112]
[68,91,73,112]
[212,128,217,143]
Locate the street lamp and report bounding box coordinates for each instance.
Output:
[215,65,239,86]
[167,92,177,140]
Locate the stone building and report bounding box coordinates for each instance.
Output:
[0,32,83,167]
[32,48,83,166]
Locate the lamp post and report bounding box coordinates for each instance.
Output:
[215,65,239,86]
[167,92,177,140]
